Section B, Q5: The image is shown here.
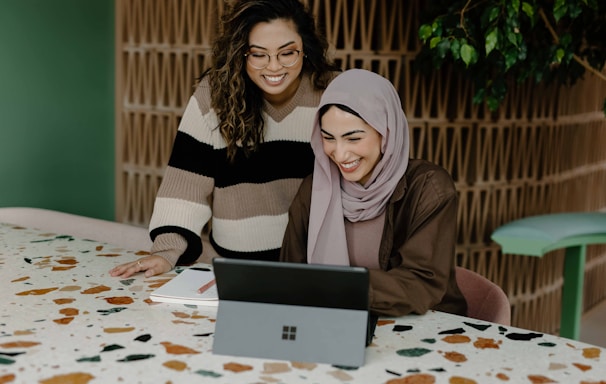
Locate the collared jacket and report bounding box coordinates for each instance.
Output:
[280,159,468,317]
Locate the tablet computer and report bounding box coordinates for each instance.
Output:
[212,258,370,367]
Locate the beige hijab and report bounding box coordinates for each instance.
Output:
[307,69,410,265]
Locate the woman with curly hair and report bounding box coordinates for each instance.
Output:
[111,0,339,278]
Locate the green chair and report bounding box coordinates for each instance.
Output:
[491,212,606,340]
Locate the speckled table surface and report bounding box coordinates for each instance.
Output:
[1,222,604,384]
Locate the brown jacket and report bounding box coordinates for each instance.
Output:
[280,159,467,317]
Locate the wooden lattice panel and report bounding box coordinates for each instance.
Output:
[115,0,606,334]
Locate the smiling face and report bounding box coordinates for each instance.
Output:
[320,105,383,185]
[245,19,304,107]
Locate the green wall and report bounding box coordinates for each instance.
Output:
[0,1,115,220]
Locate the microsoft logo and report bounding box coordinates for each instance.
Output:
[282,325,297,341]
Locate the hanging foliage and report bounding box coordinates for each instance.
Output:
[417,0,606,114]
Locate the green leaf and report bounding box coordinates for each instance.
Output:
[429,36,442,49]
[436,39,451,59]
[506,29,518,47]
[487,95,500,111]
[504,47,518,70]
[450,39,461,60]
[510,0,520,15]
[521,2,534,18]
[487,5,500,23]
[555,48,565,63]
[460,44,476,66]
[485,29,498,55]
[472,89,485,105]
[517,42,527,60]
[432,20,442,35]
[419,24,433,42]
[553,0,567,22]
[562,49,574,65]
[569,3,582,18]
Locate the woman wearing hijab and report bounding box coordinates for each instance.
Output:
[280,69,467,317]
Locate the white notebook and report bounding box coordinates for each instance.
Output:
[149,268,218,306]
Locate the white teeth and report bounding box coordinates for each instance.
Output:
[342,160,359,169]
[265,74,284,82]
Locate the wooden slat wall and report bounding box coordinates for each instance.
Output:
[115,0,606,334]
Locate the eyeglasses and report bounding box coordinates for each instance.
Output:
[244,49,302,69]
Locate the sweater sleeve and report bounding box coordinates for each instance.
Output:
[368,165,464,317]
[280,175,313,264]
[148,82,216,265]
[150,232,189,268]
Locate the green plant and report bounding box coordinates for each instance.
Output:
[417,0,606,114]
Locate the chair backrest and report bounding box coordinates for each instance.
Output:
[0,207,152,251]
[455,266,511,325]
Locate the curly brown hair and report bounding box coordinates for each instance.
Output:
[202,0,339,162]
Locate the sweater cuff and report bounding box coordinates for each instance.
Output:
[150,233,188,268]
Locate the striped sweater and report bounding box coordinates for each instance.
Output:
[149,73,327,267]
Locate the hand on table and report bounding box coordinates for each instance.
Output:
[109,255,172,278]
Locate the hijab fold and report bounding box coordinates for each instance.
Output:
[307,69,410,265]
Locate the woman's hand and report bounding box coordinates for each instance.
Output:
[109,255,172,278]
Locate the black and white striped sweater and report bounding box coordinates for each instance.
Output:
[149,73,327,266]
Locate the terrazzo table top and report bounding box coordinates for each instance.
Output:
[1,222,604,383]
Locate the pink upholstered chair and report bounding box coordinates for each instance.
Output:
[455,266,511,325]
